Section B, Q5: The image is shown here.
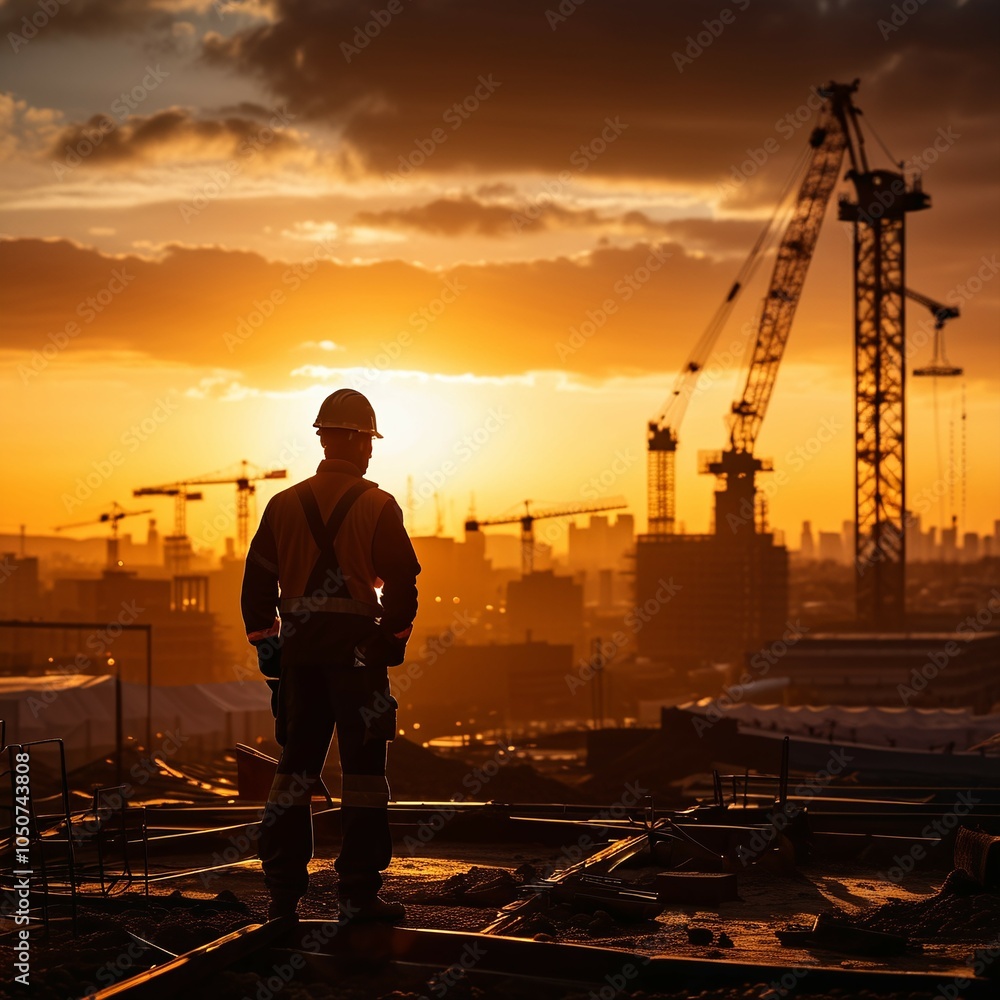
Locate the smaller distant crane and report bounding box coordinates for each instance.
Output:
[465,497,628,575]
[55,502,153,569]
[137,460,288,555]
[132,485,204,538]
[906,288,962,377]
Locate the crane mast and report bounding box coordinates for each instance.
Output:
[839,159,929,627]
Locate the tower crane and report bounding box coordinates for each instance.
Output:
[131,485,203,538]
[648,79,943,627]
[137,461,288,555]
[698,82,856,540]
[465,497,627,575]
[55,502,152,569]
[646,150,816,535]
[906,288,962,377]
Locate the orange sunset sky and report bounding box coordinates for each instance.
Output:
[1,0,998,552]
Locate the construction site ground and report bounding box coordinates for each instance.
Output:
[4,839,997,1000]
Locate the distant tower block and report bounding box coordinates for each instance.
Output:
[801,521,815,560]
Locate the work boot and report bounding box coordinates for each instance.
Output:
[339,895,405,924]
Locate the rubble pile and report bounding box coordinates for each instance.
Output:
[855,868,1000,941]
[402,864,519,907]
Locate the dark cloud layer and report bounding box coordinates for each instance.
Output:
[0,235,768,378]
[6,233,995,387]
[47,106,303,167]
[200,0,1000,185]
[353,196,630,237]
[1,0,171,39]
[351,196,764,254]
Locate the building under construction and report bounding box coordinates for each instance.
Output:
[635,524,788,675]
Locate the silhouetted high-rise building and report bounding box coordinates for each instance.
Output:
[818,532,843,563]
[800,521,815,560]
[963,532,981,562]
[568,513,634,604]
[941,523,958,562]
[0,553,40,619]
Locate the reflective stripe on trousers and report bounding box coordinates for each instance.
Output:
[342,773,390,808]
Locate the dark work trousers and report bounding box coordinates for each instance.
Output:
[258,618,396,907]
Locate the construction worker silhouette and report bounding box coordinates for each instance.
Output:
[241,389,420,922]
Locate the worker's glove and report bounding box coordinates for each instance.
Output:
[248,621,282,719]
[253,635,282,681]
[353,624,411,669]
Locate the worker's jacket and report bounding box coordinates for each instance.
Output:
[241,458,420,662]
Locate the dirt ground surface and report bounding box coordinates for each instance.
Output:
[3,839,997,1000]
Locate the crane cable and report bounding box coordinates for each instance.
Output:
[655,140,813,425]
[860,114,901,170]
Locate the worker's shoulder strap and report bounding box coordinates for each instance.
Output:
[294,478,376,551]
[293,479,377,601]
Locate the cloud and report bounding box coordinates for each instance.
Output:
[0,234,751,379]
[46,106,308,169]
[5,232,995,392]
[0,0,211,41]
[352,195,764,255]
[0,92,64,160]
[201,0,1000,186]
[352,196,614,237]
